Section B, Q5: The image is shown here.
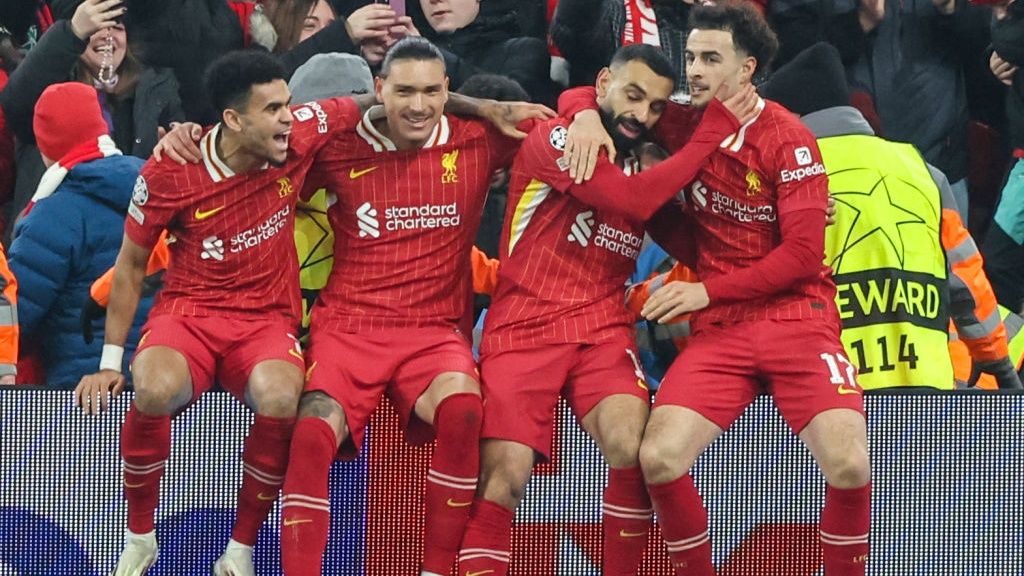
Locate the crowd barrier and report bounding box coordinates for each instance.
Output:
[0,389,1021,575]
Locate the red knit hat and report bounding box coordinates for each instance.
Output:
[33,82,108,162]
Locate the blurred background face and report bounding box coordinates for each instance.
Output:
[80,24,126,75]
[376,58,448,149]
[684,28,753,109]
[233,79,294,166]
[595,59,674,151]
[299,0,336,43]
[420,0,480,33]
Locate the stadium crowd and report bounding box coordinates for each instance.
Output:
[0,0,1023,575]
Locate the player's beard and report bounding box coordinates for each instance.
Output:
[599,108,647,155]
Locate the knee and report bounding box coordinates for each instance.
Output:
[132,373,189,415]
[600,426,643,469]
[249,373,304,418]
[479,461,531,510]
[254,386,302,418]
[822,445,871,489]
[639,435,689,485]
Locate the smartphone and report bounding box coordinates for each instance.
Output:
[390,0,406,18]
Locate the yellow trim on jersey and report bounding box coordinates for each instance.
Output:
[507,178,551,257]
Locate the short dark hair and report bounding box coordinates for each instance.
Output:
[688,0,779,76]
[609,44,678,90]
[205,50,288,113]
[380,37,446,79]
[457,74,529,102]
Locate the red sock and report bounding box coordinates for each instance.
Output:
[280,418,336,576]
[423,393,483,574]
[820,483,871,575]
[457,499,513,576]
[648,474,716,576]
[603,467,653,576]
[121,405,171,535]
[232,414,295,545]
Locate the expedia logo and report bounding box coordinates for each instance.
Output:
[780,162,826,183]
[297,101,329,134]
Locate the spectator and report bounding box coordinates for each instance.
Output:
[0,0,184,240]
[844,0,990,224]
[766,0,872,69]
[983,0,1024,312]
[413,0,556,105]
[0,243,16,385]
[263,0,338,52]
[8,82,152,388]
[551,0,692,90]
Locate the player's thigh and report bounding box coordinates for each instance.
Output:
[303,329,394,457]
[759,319,866,429]
[570,341,651,468]
[654,322,759,423]
[478,438,537,508]
[639,405,723,484]
[217,320,304,414]
[478,345,572,461]
[799,408,870,489]
[392,328,479,436]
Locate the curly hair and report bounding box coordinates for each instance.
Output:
[688,0,779,76]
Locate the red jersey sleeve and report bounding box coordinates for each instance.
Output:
[124,164,178,250]
[484,121,526,171]
[557,86,598,119]
[768,127,829,216]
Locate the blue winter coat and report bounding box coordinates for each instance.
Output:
[9,155,153,388]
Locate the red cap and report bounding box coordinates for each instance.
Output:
[33,82,108,162]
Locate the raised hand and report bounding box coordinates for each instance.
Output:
[71,0,126,41]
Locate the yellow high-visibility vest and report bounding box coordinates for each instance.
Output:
[819,134,953,389]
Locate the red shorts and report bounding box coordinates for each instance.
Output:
[134,314,304,404]
[655,318,865,434]
[480,338,650,460]
[304,326,478,458]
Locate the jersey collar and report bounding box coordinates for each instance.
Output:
[356,105,451,152]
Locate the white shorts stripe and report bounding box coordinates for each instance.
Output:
[282,494,331,507]
[281,501,331,514]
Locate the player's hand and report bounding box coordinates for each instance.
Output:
[718,83,759,126]
[858,0,885,31]
[990,52,1018,87]
[70,0,126,41]
[74,370,127,415]
[344,3,394,44]
[80,295,107,345]
[565,109,615,184]
[641,281,710,323]
[482,100,556,140]
[826,195,838,225]
[153,122,203,165]
[0,373,15,385]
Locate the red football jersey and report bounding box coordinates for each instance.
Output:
[482,117,647,353]
[666,98,837,327]
[126,98,361,323]
[305,107,518,332]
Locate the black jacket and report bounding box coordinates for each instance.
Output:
[425,9,556,106]
[992,1,1024,150]
[551,0,690,89]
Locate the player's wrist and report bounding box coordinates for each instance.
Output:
[99,344,124,372]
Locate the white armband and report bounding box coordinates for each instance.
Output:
[99,344,124,372]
